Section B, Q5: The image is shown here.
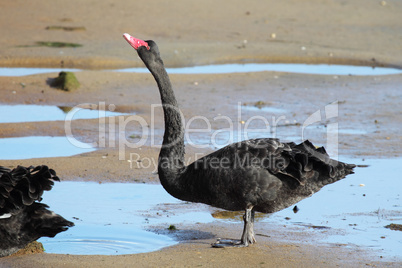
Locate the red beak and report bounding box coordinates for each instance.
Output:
[123,33,149,50]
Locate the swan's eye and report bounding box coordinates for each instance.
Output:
[138,40,150,50]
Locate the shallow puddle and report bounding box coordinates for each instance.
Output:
[39,182,212,255]
[338,128,368,135]
[0,104,127,159]
[118,63,402,76]
[37,158,401,260]
[0,104,126,123]
[1,64,402,76]
[270,158,402,260]
[240,104,287,114]
[0,68,81,76]
[0,136,95,160]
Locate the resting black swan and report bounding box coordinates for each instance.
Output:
[0,165,74,257]
[123,33,355,247]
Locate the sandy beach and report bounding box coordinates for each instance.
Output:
[0,0,401,267]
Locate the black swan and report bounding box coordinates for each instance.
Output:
[0,165,74,257]
[123,33,355,247]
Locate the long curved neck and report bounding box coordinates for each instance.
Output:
[146,60,185,188]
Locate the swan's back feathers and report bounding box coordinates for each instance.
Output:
[205,138,354,187]
[229,138,355,187]
[181,138,355,212]
[0,165,59,215]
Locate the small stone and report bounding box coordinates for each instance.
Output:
[380,1,386,6]
[270,33,276,39]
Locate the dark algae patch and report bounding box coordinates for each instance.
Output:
[49,72,80,91]
[45,26,86,31]
[243,101,272,109]
[36,41,82,48]
[17,42,82,48]
[167,225,177,231]
[385,223,402,231]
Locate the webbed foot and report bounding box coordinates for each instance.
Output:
[212,238,249,248]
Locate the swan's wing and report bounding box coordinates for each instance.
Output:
[213,138,354,188]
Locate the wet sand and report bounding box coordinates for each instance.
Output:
[0,0,401,267]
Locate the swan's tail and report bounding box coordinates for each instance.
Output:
[0,165,59,215]
[27,203,74,238]
[292,140,356,187]
[0,203,74,257]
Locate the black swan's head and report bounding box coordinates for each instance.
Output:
[123,33,162,67]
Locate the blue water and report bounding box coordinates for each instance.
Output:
[0,104,128,159]
[0,136,95,160]
[1,63,401,76]
[0,104,126,123]
[116,64,402,76]
[0,68,81,76]
[270,158,402,260]
[38,182,212,255]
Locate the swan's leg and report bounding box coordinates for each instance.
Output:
[240,208,256,246]
[212,207,255,248]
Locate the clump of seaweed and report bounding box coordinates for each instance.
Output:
[242,101,272,109]
[385,223,402,231]
[49,72,80,92]
[167,225,177,231]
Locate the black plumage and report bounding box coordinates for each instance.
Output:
[0,165,73,257]
[123,33,355,247]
